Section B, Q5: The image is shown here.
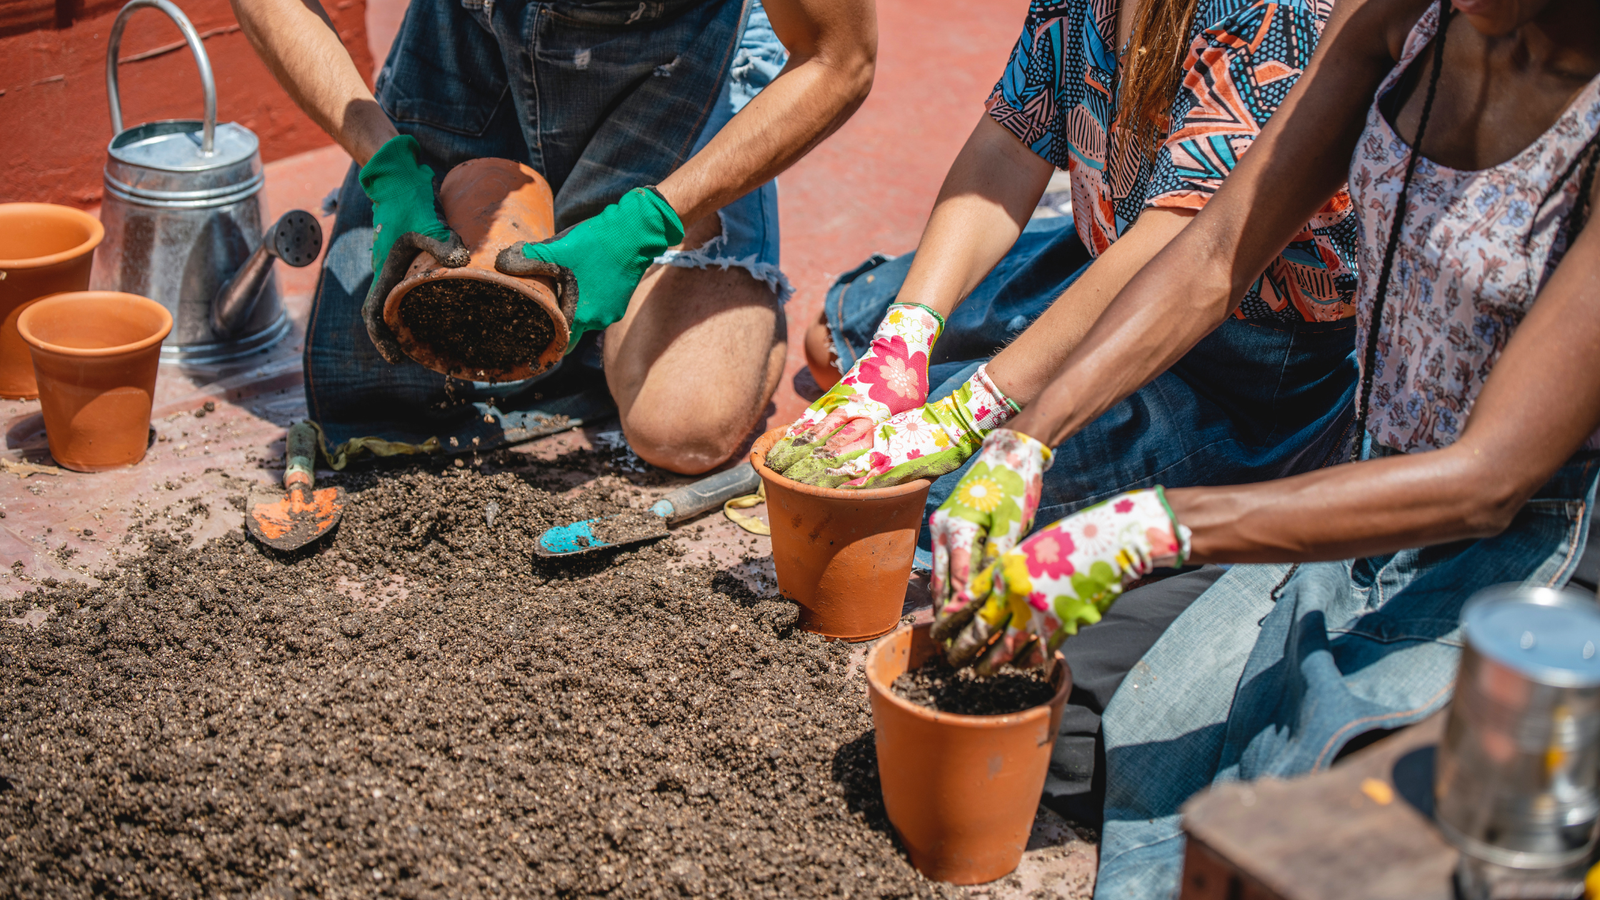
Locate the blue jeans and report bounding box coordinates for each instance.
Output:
[1094,451,1600,899]
[824,217,1359,568]
[306,0,787,450]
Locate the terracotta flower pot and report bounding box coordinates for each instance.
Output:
[866,623,1072,884]
[17,292,172,472]
[0,204,105,399]
[383,158,569,382]
[750,429,931,641]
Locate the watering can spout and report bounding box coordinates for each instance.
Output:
[211,211,323,338]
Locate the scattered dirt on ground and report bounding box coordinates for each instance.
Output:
[586,511,668,548]
[0,454,962,899]
[892,661,1054,716]
[399,279,556,380]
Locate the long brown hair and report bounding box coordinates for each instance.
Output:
[1117,0,1202,161]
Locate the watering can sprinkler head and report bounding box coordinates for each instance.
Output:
[211,210,323,338]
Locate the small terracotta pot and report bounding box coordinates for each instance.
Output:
[383,158,568,382]
[750,429,931,641]
[866,623,1072,884]
[0,204,105,399]
[17,292,172,472]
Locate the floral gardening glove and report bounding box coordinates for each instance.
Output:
[765,303,944,473]
[942,488,1191,675]
[496,187,684,353]
[359,135,469,363]
[928,429,1052,637]
[782,364,1019,489]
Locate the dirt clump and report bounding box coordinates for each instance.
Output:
[399,279,556,379]
[893,661,1054,716]
[0,460,959,899]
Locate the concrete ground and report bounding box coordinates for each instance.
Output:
[2,0,1097,894]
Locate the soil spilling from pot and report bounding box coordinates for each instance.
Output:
[0,457,960,899]
[892,660,1054,716]
[399,279,555,379]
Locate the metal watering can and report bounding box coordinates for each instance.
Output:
[90,0,322,365]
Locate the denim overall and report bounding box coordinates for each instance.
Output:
[306,0,787,451]
[824,217,1359,568]
[1092,452,1600,899]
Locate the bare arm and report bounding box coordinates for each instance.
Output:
[1173,210,1600,563]
[656,0,876,226]
[230,0,394,165]
[888,114,1057,319]
[1007,0,1410,445]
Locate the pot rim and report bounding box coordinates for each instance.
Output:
[865,624,1071,728]
[17,292,174,358]
[385,265,568,383]
[751,428,931,500]
[0,204,106,270]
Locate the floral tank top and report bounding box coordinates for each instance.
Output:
[1349,4,1600,454]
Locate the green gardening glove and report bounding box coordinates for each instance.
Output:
[496,187,684,352]
[358,135,468,362]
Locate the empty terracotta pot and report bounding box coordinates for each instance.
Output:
[866,623,1071,884]
[750,429,931,641]
[17,292,172,472]
[0,204,105,399]
[383,158,568,382]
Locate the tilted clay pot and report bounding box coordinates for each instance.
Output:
[17,292,172,472]
[866,623,1071,884]
[0,204,105,399]
[750,429,931,642]
[383,158,569,382]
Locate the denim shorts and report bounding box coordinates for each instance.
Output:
[306,0,788,451]
[823,216,1359,569]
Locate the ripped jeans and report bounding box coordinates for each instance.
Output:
[305,0,789,452]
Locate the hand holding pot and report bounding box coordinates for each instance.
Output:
[942,488,1191,674]
[784,364,1019,489]
[360,135,469,362]
[765,303,944,474]
[497,187,684,352]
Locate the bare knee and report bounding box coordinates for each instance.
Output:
[622,412,744,475]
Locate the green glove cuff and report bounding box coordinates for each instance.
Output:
[359,135,454,272]
[887,301,946,335]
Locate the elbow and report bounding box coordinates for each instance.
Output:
[1453,455,1534,539]
[828,44,875,111]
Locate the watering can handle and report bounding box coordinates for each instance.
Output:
[105,0,217,155]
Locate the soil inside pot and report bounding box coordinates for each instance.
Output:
[399,279,556,378]
[892,660,1054,716]
[0,453,962,899]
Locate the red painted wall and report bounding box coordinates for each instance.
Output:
[1,0,372,207]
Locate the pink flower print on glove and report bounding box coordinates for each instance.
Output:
[765,303,943,474]
[940,488,1191,676]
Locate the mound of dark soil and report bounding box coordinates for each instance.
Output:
[892,661,1054,716]
[399,279,556,379]
[0,460,957,899]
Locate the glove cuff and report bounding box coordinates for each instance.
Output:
[359,135,434,202]
[964,364,1022,432]
[636,186,687,248]
[887,301,947,336]
[1152,485,1192,567]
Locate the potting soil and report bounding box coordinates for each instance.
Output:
[0,457,962,898]
[892,661,1054,717]
[398,280,557,379]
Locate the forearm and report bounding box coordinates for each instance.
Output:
[985,207,1194,407]
[231,0,394,164]
[655,6,875,225]
[891,114,1055,318]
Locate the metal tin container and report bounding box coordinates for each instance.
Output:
[1436,584,1600,881]
[89,0,288,365]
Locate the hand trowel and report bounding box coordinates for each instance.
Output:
[535,463,761,557]
[246,421,346,551]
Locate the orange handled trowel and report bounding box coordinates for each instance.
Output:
[246,421,346,551]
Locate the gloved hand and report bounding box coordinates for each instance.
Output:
[928,428,1052,629]
[359,135,469,363]
[782,364,1018,488]
[765,303,944,473]
[495,187,684,352]
[939,487,1190,675]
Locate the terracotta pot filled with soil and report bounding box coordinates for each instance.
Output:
[0,203,105,399]
[383,158,569,382]
[750,429,931,642]
[867,622,1071,884]
[17,291,172,472]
